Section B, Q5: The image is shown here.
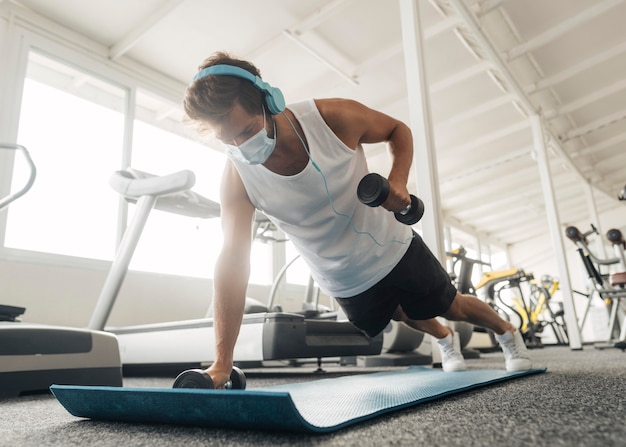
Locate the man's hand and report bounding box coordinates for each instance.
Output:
[205,363,234,389]
[383,177,412,214]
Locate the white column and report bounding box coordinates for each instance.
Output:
[399,0,449,365]
[398,0,446,262]
[530,115,583,349]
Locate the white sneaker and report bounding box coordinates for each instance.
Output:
[436,332,467,372]
[495,330,532,371]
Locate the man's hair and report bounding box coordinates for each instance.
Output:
[183,51,265,133]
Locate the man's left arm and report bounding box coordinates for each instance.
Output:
[316,98,414,213]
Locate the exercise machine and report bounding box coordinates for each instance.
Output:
[447,246,496,353]
[88,168,383,371]
[449,246,568,349]
[0,144,122,397]
[476,268,568,348]
[566,224,626,348]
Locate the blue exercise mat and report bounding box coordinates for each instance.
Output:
[51,366,546,433]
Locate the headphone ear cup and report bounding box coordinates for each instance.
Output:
[254,79,285,114]
[264,86,286,115]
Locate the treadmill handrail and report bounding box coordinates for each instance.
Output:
[110,168,196,198]
[110,168,221,219]
[0,144,37,211]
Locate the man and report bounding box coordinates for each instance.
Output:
[184,52,531,388]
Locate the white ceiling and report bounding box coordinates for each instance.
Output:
[9,0,626,259]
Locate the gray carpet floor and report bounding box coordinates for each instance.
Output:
[1,344,625,447]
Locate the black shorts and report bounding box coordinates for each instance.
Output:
[334,233,457,338]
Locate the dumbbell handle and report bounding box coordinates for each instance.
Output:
[398,205,411,216]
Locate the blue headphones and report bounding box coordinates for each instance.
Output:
[193,64,286,115]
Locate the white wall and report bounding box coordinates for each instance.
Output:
[1,258,208,326]
[0,256,286,328]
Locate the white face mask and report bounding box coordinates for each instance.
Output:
[225,109,276,165]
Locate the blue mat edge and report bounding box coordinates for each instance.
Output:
[51,367,547,433]
[50,386,309,432]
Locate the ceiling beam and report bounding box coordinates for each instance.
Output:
[443,214,508,248]
[561,107,626,142]
[524,40,626,95]
[463,204,548,236]
[436,93,514,129]
[459,175,586,224]
[442,166,540,211]
[282,29,359,85]
[440,119,529,154]
[544,77,626,119]
[441,162,578,213]
[576,130,626,156]
[108,0,184,60]
[289,0,356,34]
[280,0,361,85]
[246,0,353,65]
[439,145,531,183]
[354,16,462,75]
[475,0,508,18]
[444,0,596,194]
[505,0,624,61]
[287,13,470,106]
[430,60,493,93]
[495,225,550,248]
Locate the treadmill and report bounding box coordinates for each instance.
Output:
[88,168,382,370]
[0,144,122,397]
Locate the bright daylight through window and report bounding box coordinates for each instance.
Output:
[6,50,272,283]
[8,51,123,260]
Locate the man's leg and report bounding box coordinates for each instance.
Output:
[392,307,466,372]
[442,292,514,334]
[442,293,532,371]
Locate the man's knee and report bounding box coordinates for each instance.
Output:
[442,293,466,320]
[391,305,407,322]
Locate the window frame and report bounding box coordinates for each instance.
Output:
[0,21,284,286]
[0,23,197,268]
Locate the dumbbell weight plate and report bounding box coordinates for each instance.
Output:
[357,173,389,207]
[229,366,246,390]
[394,195,425,226]
[172,369,214,389]
[173,367,247,390]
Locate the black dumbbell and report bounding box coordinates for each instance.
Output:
[173,366,246,390]
[357,173,424,225]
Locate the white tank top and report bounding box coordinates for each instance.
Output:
[229,99,412,297]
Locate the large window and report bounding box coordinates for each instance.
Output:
[4,49,272,284]
[7,52,124,259]
[126,115,224,278]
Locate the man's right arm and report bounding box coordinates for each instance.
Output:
[206,161,256,387]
